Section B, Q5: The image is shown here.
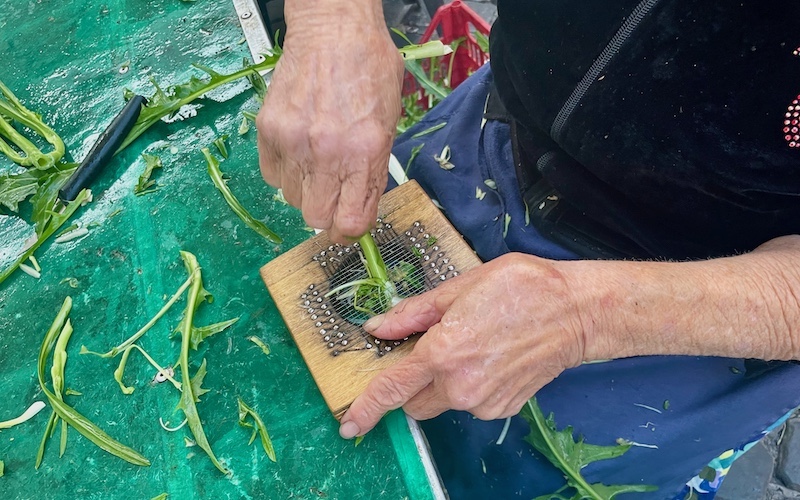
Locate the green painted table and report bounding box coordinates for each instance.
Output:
[0,1,438,498]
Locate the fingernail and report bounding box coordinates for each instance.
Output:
[363,314,385,333]
[339,420,361,439]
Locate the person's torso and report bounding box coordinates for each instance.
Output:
[491,0,800,258]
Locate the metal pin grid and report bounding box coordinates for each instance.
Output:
[299,219,461,357]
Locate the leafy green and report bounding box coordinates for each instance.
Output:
[0,188,91,286]
[212,135,229,159]
[405,143,424,176]
[247,335,270,356]
[245,59,268,102]
[474,31,490,54]
[325,232,407,317]
[82,269,197,358]
[237,398,276,462]
[398,40,452,61]
[0,170,38,211]
[118,55,281,152]
[36,297,150,467]
[175,251,229,474]
[30,164,76,236]
[134,154,163,195]
[203,147,282,244]
[238,117,250,136]
[189,317,238,350]
[411,122,446,139]
[0,79,65,169]
[520,398,656,500]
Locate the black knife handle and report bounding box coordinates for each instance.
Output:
[59,94,147,202]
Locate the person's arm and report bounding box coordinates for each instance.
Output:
[257,0,404,243]
[337,235,800,439]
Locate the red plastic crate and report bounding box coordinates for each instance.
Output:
[402,0,491,108]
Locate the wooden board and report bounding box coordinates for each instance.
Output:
[260,180,482,420]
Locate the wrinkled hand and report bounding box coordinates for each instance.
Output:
[257,5,404,243]
[338,253,591,439]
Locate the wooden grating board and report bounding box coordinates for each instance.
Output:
[260,180,482,420]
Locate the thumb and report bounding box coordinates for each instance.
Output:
[339,353,432,438]
[362,281,463,340]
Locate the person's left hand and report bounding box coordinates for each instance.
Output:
[337,253,592,439]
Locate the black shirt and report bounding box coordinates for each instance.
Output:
[490,0,800,259]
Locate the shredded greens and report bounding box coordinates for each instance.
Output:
[36,297,150,468]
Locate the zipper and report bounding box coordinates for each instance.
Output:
[550,0,661,142]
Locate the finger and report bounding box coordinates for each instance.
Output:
[279,158,305,208]
[362,277,466,340]
[330,167,384,243]
[257,130,281,188]
[301,170,339,230]
[402,384,449,421]
[339,354,432,438]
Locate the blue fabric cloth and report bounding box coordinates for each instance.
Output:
[390,64,800,499]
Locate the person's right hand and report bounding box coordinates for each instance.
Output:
[257,1,404,243]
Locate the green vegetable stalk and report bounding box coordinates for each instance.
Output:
[203,147,282,244]
[237,398,276,462]
[175,251,229,474]
[0,79,65,169]
[325,232,414,317]
[36,297,150,468]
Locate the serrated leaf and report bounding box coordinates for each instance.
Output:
[118,56,281,152]
[520,398,657,499]
[189,317,238,350]
[188,358,210,403]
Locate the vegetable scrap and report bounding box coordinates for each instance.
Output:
[247,336,270,356]
[238,116,250,136]
[36,297,150,468]
[0,401,46,429]
[134,154,163,195]
[434,145,454,170]
[520,398,656,499]
[237,398,276,462]
[0,79,64,170]
[204,147,282,244]
[213,135,229,159]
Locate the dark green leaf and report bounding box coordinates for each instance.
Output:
[118,56,281,152]
[520,398,657,499]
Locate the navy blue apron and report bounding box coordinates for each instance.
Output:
[389,64,800,499]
